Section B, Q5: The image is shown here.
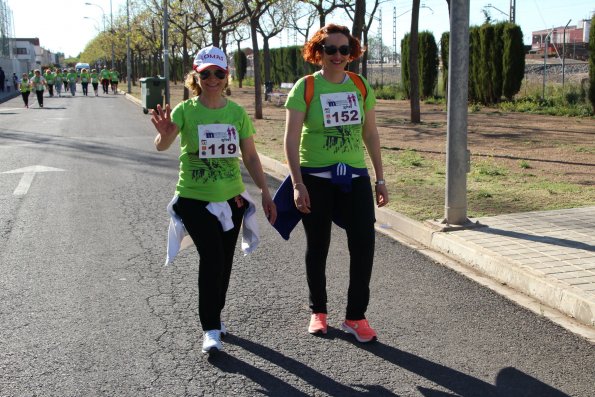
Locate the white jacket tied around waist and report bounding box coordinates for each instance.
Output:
[165,191,260,265]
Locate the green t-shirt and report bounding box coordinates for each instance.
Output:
[90,72,99,83]
[100,69,110,79]
[284,71,376,169]
[171,97,254,202]
[44,72,55,84]
[80,72,90,83]
[67,72,77,83]
[54,73,64,83]
[110,71,120,82]
[32,76,45,91]
[20,78,30,93]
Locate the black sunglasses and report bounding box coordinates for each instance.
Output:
[322,45,350,56]
[199,69,227,80]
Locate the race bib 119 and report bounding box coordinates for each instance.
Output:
[198,124,240,159]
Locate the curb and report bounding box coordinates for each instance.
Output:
[259,154,595,333]
[431,232,595,329]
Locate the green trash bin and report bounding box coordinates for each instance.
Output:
[140,76,166,114]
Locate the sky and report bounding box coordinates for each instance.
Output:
[6,0,595,59]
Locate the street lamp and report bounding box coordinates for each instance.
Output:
[83,16,101,32]
[485,3,511,22]
[84,2,106,31]
[85,1,114,69]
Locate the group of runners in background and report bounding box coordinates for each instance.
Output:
[16,66,120,108]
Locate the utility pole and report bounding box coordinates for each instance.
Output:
[542,31,552,100]
[562,19,571,92]
[444,0,471,226]
[392,7,397,64]
[163,0,170,105]
[378,8,383,85]
[126,0,131,94]
[509,0,516,23]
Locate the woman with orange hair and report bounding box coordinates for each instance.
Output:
[282,24,389,343]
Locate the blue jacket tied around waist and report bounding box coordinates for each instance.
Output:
[272,163,369,240]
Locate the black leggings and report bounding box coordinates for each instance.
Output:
[173,196,246,331]
[301,174,376,320]
[35,90,44,106]
[21,91,30,106]
[82,82,89,95]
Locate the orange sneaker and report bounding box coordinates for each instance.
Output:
[341,319,377,343]
[308,313,328,335]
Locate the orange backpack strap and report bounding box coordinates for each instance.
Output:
[304,72,367,112]
[304,74,315,110]
[345,71,368,102]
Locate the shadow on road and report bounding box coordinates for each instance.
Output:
[218,332,569,397]
[333,332,569,397]
[217,333,397,396]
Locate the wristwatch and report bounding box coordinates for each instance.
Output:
[375,179,385,185]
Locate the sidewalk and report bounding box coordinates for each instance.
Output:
[0,88,19,103]
[259,155,595,341]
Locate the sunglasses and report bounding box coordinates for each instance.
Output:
[199,69,227,80]
[322,45,350,56]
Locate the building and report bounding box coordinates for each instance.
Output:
[531,18,591,60]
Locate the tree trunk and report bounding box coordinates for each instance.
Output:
[409,0,421,123]
[183,33,190,100]
[349,0,365,73]
[263,38,271,85]
[361,30,368,78]
[250,19,263,119]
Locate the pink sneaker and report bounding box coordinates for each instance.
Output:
[308,313,327,335]
[341,319,377,343]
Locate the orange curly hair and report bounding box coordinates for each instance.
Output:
[302,24,364,65]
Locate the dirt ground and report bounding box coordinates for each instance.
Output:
[227,86,594,186]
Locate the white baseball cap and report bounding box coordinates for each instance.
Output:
[193,46,228,72]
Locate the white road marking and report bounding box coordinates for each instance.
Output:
[2,165,65,196]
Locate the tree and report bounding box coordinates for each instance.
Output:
[418,31,438,99]
[257,1,291,87]
[233,50,247,88]
[343,0,381,76]
[409,0,421,123]
[165,1,209,99]
[440,32,449,97]
[301,0,343,27]
[244,0,277,120]
[502,23,524,100]
[200,0,246,48]
[479,24,495,104]
[348,0,365,73]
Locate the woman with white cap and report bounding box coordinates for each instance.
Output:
[151,46,277,354]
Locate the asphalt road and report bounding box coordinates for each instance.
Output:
[0,89,593,396]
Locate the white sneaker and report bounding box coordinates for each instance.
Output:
[220,321,227,337]
[202,330,222,354]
